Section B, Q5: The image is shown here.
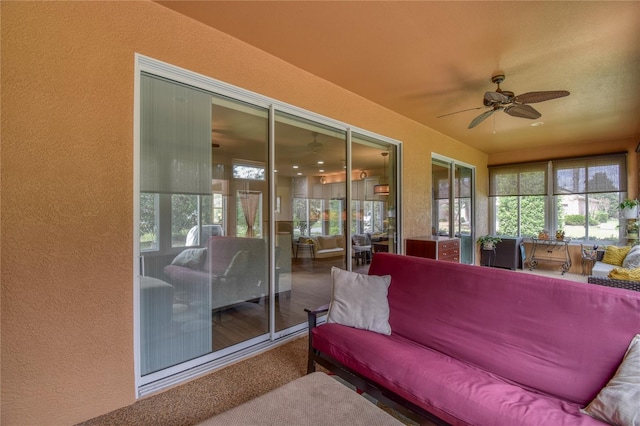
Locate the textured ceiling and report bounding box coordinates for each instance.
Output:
[157,1,640,155]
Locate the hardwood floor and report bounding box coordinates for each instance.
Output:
[211,256,352,350]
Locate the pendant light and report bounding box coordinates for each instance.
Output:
[373,152,390,196]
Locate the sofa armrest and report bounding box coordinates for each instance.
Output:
[304,304,329,374]
[304,304,329,329]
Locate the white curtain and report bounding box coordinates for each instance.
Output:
[239,191,260,237]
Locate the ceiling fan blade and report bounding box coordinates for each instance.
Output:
[504,104,542,119]
[514,90,570,104]
[468,107,501,129]
[436,106,485,118]
[483,91,510,105]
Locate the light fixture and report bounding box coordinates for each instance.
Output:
[373,152,390,196]
[360,170,367,180]
[320,176,326,184]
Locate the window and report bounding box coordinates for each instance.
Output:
[233,162,265,180]
[490,154,627,243]
[139,193,159,251]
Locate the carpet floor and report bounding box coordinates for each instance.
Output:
[79,337,315,426]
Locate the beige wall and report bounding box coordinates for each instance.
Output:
[1,2,487,424]
[4,2,636,424]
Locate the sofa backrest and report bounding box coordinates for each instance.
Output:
[368,253,640,405]
[203,236,267,282]
[315,234,345,249]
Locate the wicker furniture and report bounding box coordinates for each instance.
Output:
[587,276,640,292]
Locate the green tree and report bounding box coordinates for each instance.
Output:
[497,196,546,237]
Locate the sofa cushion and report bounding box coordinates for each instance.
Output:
[312,324,603,426]
[622,245,640,269]
[602,245,631,266]
[327,267,391,335]
[592,261,617,278]
[171,248,207,269]
[317,236,338,250]
[582,334,640,425]
[608,267,640,281]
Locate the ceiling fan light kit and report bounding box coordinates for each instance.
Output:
[438,73,570,130]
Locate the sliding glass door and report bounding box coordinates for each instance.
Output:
[135,55,401,395]
[432,155,475,264]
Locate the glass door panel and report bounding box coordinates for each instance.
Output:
[352,134,398,272]
[432,159,451,236]
[455,164,474,264]
[274,112,346,333]
[432,157,475,265]
[139,74,270,376]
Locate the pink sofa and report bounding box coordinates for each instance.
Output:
[307,253,640,425]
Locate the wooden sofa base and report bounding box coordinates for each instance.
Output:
[305,306,449,426]
[308,351,449,426]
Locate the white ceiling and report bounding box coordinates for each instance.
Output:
[157,1,640,155]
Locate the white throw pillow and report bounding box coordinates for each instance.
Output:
[581,334,640,426]
[171,248,207,270]
[327,267,392,335]
[623,245,640,269]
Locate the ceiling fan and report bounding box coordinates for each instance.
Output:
[438,73,570,129]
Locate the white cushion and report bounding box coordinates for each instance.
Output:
[592,261,617,278]
[171,248,207,270]
[581,334,640,426]
[317,248,343,254]
[327,267,392,335]
[623,245,640,269]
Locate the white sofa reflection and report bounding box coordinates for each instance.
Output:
[164,236,290,311]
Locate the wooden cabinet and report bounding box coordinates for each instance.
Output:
[405,236,460,263]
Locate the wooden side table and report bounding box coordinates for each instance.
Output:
[529,238,572,274]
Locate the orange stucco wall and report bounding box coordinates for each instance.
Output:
[3,2,636,424]
[1,2,487,424]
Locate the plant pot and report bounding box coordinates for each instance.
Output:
[627,232,638,240]
[482,242,495,250]
[622,205,638,219]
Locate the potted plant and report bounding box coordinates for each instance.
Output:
[555,229,565,240]
[476,235,502,250]
[619,199,640,219]
[627,221,639,239]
